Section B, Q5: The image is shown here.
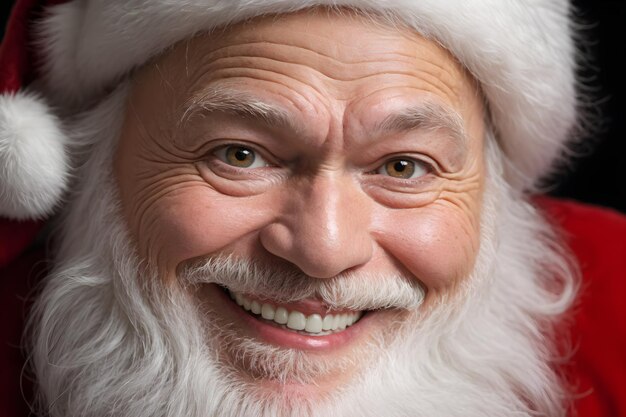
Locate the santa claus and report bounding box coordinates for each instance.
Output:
[0,1,624,417]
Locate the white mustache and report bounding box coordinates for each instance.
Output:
[178,255,425,311]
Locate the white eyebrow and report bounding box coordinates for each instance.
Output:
[179,87,466,146]
[179,86,298,131]
[375,100,467,143]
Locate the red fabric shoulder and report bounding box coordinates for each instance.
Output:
[537,197,626,417]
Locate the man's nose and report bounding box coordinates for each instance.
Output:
[259,174,373,278]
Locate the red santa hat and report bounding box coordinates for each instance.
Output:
[0,0,579,262]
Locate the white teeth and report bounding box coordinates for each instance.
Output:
[274,307,289,324]
[338,314,347,330]
[287,311,306,331]
[304,314,323,333]
[250,300,261,315]
[235,293,244,307]
[333,314,342,329]
[322,315,334,331]
[261,303,275,320]
[227,289,363,335]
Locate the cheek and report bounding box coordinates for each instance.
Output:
[374,202,480,291]
[133,186,276,273]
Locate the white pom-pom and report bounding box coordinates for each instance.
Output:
[0,91,69,219]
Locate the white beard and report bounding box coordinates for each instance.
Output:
[28,84,578,417]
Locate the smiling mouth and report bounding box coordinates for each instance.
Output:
[224,288,365,336]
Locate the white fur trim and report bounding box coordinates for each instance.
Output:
[37,0,577,190]
[0,91,68,219]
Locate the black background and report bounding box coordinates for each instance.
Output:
[2,1,625,214]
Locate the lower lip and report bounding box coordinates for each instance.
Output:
[209,284,371,351]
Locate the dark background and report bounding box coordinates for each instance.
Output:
[2,1,625,214]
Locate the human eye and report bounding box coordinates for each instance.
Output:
[212,144,270,169]
[197,142,284,196]
[360,154,440,208]
[374,157,431,179]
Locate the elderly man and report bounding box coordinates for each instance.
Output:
[0,1,624,416]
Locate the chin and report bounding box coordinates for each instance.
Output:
[27,88,578,417]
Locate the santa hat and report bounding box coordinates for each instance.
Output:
[0,0,579,263]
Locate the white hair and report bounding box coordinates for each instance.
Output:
[27,81,579,417]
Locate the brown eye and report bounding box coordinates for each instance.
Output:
[214,145,267,168]
[377,158,427,179]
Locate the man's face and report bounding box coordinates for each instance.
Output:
[115,10,485,394]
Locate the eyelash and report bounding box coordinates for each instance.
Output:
[212,144,270,169]
[208,142,436,180]
[367,155,436,180]
[208,142,277,167]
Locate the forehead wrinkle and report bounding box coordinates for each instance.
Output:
[197,39,418,67]
[376,100,467,144]
[198,41,461,99]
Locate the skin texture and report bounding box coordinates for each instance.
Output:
[114,9,485,387]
